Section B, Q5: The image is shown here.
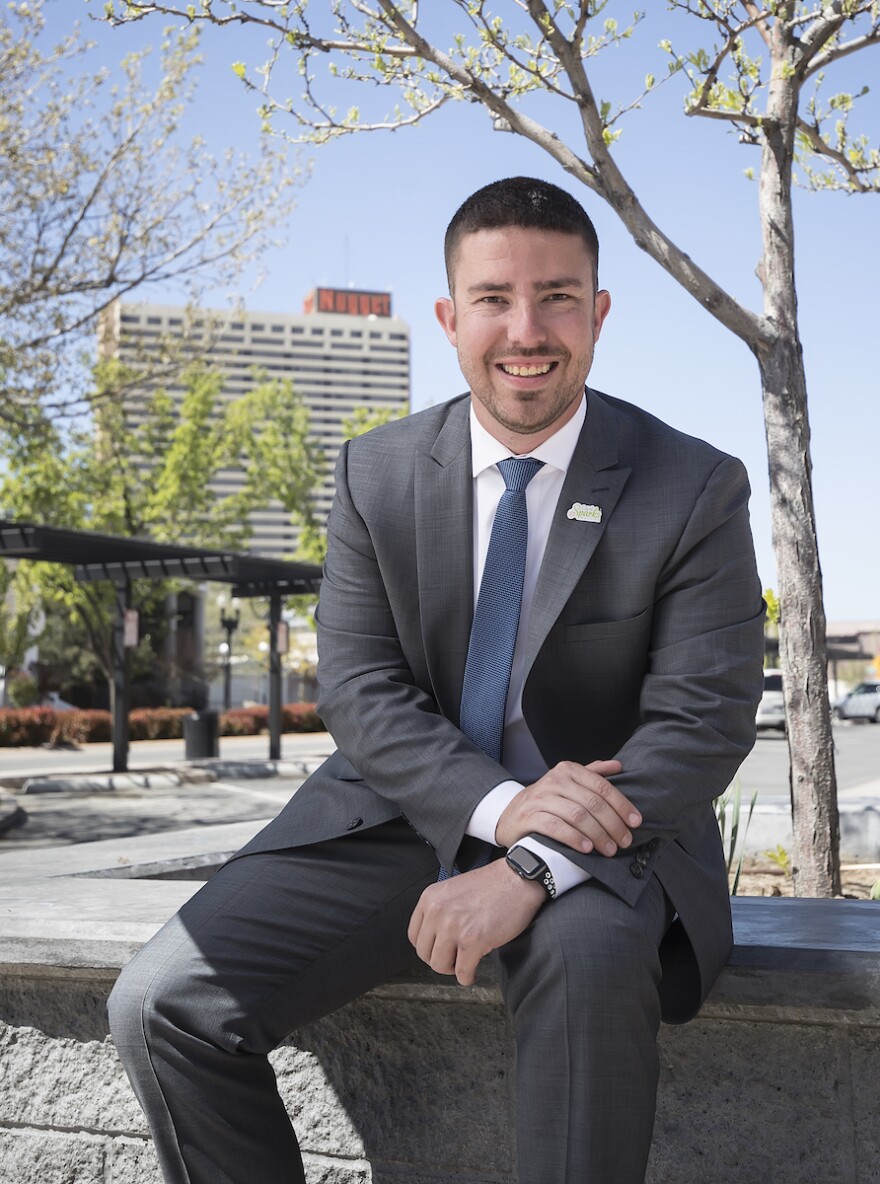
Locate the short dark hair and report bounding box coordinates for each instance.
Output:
[444,176,600,292]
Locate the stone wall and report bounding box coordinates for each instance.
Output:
[2,822,879,1183]
[2,942,880,1184]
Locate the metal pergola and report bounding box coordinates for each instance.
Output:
[0,520,322,771]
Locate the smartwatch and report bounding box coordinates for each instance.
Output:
[506,844,557,899]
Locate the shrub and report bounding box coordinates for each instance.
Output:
[129,708,192,741]
[52,710,113,745]
[0,707,56,746]
[282,703,323,732]
[0,702,324,746]
[220,708,264,737]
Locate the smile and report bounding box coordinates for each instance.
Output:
[499,362,555,377]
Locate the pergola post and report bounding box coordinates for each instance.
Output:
[112,576,132,773]
[268,592,282,761]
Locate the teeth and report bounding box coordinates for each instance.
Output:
[501,363,553,376]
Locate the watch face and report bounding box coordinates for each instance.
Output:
[510,847,543,877]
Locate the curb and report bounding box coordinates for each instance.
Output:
[13,758,324,796]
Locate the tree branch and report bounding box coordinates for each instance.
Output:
[520,0,767,348]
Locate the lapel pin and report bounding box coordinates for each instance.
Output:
[566,502,602,523]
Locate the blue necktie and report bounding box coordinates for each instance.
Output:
[440,456,544,879]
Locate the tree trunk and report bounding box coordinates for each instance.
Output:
[753,336,841,896]
[755,16,840,895]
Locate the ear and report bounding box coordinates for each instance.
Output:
[593,289,612,341]
[434,296,457,346]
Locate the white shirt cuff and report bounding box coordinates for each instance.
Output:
[466,783,591,896]
[514,837,591,896]
[466,780,523,844]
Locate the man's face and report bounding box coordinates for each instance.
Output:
[435,226,611,452]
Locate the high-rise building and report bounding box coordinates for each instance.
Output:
[99,289,411,555]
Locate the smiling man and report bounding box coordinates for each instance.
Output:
[109,177,765,1184]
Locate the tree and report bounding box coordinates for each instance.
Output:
[106,0,880,895]
[0,0,301,424]
[0,565,42,706]
[0,361,323,702]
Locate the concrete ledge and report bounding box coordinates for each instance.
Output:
[2,825,880,1183]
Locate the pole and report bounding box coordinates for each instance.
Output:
[268,593,282,762]
[112,577,131,774]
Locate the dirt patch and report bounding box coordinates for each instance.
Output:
[734,863,880,898]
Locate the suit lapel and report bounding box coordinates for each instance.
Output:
[415,398,473,720]
[525,393,631,672]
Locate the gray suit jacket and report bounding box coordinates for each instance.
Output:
[239,390,765,1023]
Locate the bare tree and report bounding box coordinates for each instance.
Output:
[0,0,303,424]
[106,0,880,896]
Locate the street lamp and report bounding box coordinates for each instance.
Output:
[218,596,241,711]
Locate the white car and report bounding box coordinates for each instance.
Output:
[756,669,786,733]
[834,681,880,723]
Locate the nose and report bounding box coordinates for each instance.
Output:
[507,299,549,349]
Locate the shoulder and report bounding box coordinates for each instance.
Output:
[590,388,747,484]
[342,393,470,489]
[346,393,469,456]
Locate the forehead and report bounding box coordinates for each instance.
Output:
[449,226,594,288]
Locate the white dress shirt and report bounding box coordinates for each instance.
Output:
[464,396,591,896]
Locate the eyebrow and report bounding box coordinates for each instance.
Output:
[466,277,587,295]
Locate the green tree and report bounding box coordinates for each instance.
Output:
[107,0,880,896]
[0,565,42,706]
[0,0,301,424]
[0,362,322,696]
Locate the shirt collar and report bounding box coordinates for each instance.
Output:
[469,391,587,478]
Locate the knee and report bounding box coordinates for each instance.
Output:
[498,887,665,1019]
[108,948,163,1057]
[108,936,209,1062]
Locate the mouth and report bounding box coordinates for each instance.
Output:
[498,361,557,377]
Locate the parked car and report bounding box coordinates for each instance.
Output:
[756,668,786,733]
[834,680,880,723]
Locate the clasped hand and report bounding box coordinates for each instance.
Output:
[408,759,640,986]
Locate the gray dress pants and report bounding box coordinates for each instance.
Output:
[109,818,671,1184]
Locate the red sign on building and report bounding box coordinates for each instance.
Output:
[303,288,392,318]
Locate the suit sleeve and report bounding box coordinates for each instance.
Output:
[530,454,766,905]
[315,440,507,872]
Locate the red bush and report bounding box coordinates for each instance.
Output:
[0,702,324,746]
[129,708,192,741]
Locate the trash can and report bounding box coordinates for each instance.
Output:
[183,709,219,760]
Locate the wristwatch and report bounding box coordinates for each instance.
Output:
[505,844,557,899]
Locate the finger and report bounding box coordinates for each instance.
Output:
[585,758,623,776]
[407,900,424,949]
[567,769,642,830]
[427,933,459,976]
[526,804,620,856]
[454,946,482,988]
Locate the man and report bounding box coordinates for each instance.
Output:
[109,177,765,1184]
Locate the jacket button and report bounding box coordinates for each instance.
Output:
[346,817,363,831]
[630,862,643,878]
[647,838,660,852]
[636,852,649,867]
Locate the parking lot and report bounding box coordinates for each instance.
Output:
[743,718,880,799]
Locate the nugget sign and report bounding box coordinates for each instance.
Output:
[303,288,392,317]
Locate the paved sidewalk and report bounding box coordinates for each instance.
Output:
[0,733,334,850]
[2,729,880,860]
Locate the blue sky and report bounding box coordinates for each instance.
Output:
[56,2,880,623]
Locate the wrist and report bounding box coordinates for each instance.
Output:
[505,843,557,900]
[503,862,548,903]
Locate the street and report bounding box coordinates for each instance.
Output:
[740,719,880,800]
[3,719,879,796]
